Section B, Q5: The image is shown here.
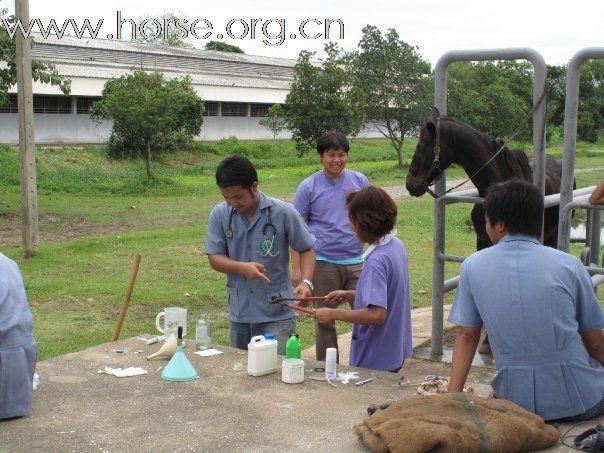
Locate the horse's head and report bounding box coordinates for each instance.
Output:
[406,108,451,197]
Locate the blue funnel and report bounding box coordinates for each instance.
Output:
[161,345,199,382]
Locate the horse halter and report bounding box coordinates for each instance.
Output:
[418,117,444,199]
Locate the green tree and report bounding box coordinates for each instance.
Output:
[91,71,204,178]
[204,41,244,53]
[259,104,286,139]
[0,8,70,106]
[350,25,432,168]
[577,60,604,142]
[542,63,604,143]
[136,11,193,48]
[284,43,366,155]
[447,61,532,139]
[545,64,566,140]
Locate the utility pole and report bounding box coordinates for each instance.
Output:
[15,0,39,257]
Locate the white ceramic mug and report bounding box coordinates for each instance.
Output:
[156,307,187,338]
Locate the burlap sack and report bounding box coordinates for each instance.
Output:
[355,392,559,453]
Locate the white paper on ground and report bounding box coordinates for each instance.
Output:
[337,371,360,384]
[194,348,223,357]
[98,367,148,378]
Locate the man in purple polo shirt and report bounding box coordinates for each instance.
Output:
[293,131,369,361]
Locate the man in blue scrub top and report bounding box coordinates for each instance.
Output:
[204,156,316,354]
[448,180,604,421]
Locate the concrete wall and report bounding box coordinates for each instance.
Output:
[0,113,286,143]
[0,114,112,144]
[0,114,383,144]
[199,116,291,141]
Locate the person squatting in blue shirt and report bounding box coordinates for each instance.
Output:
[448,179,604,421]
[203,156,316,355]
[0,253,37,420]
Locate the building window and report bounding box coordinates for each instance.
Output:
[250,104,271,117]
[77,97,100,114]
[33,96,71,114]
[0,94,18,113]
[203,102,218,117]
[221,102,247,117]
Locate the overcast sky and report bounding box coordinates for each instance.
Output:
[5,0,604,66]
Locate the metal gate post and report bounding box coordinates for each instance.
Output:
[558,48,604,253]
[430,49,546,355]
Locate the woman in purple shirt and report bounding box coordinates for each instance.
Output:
[312,186,413,372]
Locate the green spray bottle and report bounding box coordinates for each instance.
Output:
[285,333,301,359]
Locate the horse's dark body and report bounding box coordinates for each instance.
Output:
[405,111,565,250]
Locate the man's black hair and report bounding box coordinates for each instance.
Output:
[483,179,543,238]
[215,156,258,190]
[317,131,349,155]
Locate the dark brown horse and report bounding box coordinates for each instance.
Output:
[405,109,565,250]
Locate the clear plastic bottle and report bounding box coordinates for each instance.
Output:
[195,313,211,350]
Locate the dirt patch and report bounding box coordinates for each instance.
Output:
[0,211,20,232]
[416,327,490,351]
[0,213,199,247]
[383,178,475,200]
[415,326,460,350]
[576,165,604,174]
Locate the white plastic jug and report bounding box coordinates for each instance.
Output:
[247,335,278,376]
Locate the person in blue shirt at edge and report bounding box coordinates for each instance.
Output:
[448,179,604,422]
[304,186,413,372]
[0,252,37,420]
[589,179,604,205]
[203,156,316,355]
[292,131,369,362]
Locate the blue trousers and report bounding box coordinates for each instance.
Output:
[229,318,295,355]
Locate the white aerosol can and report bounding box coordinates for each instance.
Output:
[325,347,337,381]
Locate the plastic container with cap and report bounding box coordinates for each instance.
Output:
[285,334,301,359]
[282,358,305,384]
[247,334,278,376]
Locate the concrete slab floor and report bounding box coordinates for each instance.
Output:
[2,336,601,452]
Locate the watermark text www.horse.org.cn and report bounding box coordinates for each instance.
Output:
[1,11,345,46]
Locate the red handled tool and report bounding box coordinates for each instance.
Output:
[268,296,326,317]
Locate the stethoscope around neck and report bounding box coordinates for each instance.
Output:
[225,205,279,257]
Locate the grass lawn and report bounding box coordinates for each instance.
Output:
[0,136,602,360]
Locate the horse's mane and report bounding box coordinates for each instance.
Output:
[492,139,533,181]
[443,116,532,181]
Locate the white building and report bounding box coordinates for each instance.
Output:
[0,34,301,143]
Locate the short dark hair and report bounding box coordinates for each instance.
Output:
[483,179,543,238]
[317,131,349,155]
[215,156,258,190]
[346,186,397,243]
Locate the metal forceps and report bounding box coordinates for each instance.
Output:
[268,296,325,317]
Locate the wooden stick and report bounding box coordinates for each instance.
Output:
[112,254,141,341]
